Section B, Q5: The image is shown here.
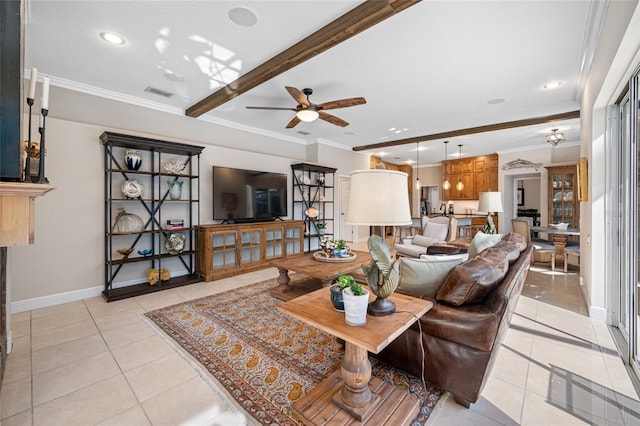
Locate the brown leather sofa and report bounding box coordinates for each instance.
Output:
[377,233,532,408]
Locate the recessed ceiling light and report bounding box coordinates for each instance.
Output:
[163,71,185,82]
[487,98,505,105]
[375,151,388,157]
[544,81,563,89]
[100,32,125,45]
[228,7,258,27]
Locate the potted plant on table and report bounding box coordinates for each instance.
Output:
[331,239,349,257]
[331,274,369,325]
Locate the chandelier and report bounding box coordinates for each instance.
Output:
[546,128,565,146]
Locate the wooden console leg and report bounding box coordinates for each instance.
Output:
[276,267,292,293]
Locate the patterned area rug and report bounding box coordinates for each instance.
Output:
[145,275,443,425]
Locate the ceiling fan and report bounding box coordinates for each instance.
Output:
[246,86,366,129]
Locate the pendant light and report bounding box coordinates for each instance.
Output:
[415,142,421,190]
[442,141,451,190]
[456,144,464,191]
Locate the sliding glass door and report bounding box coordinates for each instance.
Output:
[611,65,640,378]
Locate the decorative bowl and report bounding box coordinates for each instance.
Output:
[549,223,569,230]
[137,249,152,257]
[121,180,144,199]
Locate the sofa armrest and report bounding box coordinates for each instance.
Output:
[419,302,500,352]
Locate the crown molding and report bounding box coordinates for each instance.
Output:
[574,0,609,101]
[34,72,308,146]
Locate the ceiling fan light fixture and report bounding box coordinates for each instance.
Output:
[296,109,319,122]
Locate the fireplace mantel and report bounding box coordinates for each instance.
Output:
[0,182,55,247]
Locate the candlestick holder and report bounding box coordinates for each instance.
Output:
[23,98,34,182]
[37,108,49,184]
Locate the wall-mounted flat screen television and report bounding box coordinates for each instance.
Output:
[212,166,287,222]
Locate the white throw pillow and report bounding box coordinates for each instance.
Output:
[399,256,467,297]
[411,235,439,247]
[468,232,502,257]
[423,222,449,241]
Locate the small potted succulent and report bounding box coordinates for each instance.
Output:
[332,274,368,325]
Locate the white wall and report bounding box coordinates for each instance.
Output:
[580,0,639,320]
[10,101,368,310]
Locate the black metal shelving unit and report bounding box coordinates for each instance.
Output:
[102,132,204,301]
[291,163,337,253]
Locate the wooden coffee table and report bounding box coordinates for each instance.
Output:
[278,287,432,425]
[270,250,371,293]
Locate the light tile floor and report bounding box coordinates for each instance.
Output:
[2,263,639,425]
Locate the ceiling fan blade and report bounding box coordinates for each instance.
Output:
[286,115,301,129]
[285,86,310,107]
[246,106,297,111]
[318,111,349,127]
[317,97,366,111]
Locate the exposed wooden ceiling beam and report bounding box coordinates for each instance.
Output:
[352,110,581,151]
[185,0,421,118]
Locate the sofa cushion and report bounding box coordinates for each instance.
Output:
[436,251,510,306]
[499,232,527,251]
[412,234,440,247]
[484,233,526,264]
[423,222,449,241]
[468,232,502,257]
[394,243,428,258]
[399,255,467,297]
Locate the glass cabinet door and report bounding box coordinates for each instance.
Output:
[238,229,262,267]
[548,165,578,228]
[264,225,283,260]
[211,231,237,271]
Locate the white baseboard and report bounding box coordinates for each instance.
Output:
[589,306,607,322]
[11,285,103,313]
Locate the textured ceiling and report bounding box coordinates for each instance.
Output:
[25,0,594,165]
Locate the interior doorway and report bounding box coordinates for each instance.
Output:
[338,176,354,242]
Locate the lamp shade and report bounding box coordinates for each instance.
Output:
[478,191,503,213]
[346,169,412,226]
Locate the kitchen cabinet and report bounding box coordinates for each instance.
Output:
[443,154,498,201]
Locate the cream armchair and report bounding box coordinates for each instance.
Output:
[394,216,458,258]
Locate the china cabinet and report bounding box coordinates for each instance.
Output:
[197,221,304,281]
[546,165,579,228]
[102,132,204,302]
[291,163,337,253]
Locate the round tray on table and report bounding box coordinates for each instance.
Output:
[313,251,357,263]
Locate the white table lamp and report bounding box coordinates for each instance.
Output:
[347,169,412,315]
[478,191,503,234]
